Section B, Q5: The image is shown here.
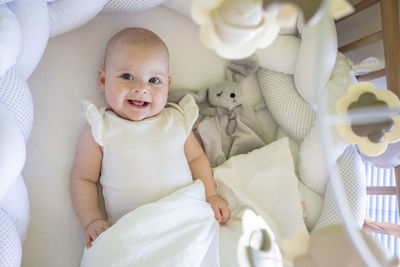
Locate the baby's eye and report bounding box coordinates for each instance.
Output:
[149,77,160,84]
[121,73,133,80]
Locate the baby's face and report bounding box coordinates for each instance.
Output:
[98,42,170,121]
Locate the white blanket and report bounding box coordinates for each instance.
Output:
[216,138,308,266]
[80,180,219,267]
[80,138,307,267]
[216,138,307,242]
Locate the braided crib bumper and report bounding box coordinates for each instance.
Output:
[0,67,31,267]
[0,0,111,265]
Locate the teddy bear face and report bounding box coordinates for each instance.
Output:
[208,81,243,110]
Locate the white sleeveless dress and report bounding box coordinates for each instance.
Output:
[85,95,199,224]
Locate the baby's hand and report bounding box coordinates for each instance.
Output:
[206,194,231,223]
[85,219,110,248]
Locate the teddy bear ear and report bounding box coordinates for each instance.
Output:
[192,89,208,103]
[226,54,259,83]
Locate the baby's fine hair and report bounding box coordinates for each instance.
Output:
[104,27,169,68]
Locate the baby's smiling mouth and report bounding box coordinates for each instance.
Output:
[128,99,150,108]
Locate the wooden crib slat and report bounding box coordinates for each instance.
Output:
[380,0,400,218]
[381,0,400,97]
[367,186,397,195]
[338,31,383,53]
[356,69,386,81]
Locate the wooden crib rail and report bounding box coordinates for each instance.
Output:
[336,0,400,217]
[338,31,383,53]
[381,1,400,211]
[356,69,385,81]
[381,0,400,97]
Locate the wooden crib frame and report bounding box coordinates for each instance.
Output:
[337,0,400,215]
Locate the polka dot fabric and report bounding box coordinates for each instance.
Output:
[102,0,167,13]
[0,209,21,267]
[256,68,315,144]
[0,67,33,141]
[257,67,366,231]
[312,145,366,231]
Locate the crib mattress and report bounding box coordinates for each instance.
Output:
[22,5,276,266]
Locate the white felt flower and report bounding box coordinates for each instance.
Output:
[336,82,400,156]
[191,0,280,59]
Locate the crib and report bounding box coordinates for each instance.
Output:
[0,0,399,266]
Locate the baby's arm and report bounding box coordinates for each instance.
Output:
[70,125,110,248]
[184,131,231,223]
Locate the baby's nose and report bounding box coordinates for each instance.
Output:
[230,93,236,98]
[132,81,149,94]
[133,88,148,94]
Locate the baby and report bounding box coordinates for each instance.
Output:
[70,27,231,249]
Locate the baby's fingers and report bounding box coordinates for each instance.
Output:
[220,206,231,223]
[86,230,98,248]
[211,206,222,222]
[95,228,104,236]
[91,230,99,239]
[98,224,110,237]
[85,233,93,249]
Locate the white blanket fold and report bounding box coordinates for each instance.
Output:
[215,138,307,243]
[80,180,219,267]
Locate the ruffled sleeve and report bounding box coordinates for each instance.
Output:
[178,94,199,135]
[82,101,105,147]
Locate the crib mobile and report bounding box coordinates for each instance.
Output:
[1,0,399,266]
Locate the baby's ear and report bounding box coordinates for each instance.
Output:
[168,76,172,90]
[98,68,106,92]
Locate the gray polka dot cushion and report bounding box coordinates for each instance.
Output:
[0,209,21,267]
[256,68,315,144]
[0,67,33,141]
[312,145,366,231]
[102,0,167,13]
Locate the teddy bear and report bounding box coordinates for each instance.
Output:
[0,1,108,265]
[168,55,277,167]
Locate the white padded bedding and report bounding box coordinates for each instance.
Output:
[0,0,375,265]
[22,5,270,267]
[17,1,370,266]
